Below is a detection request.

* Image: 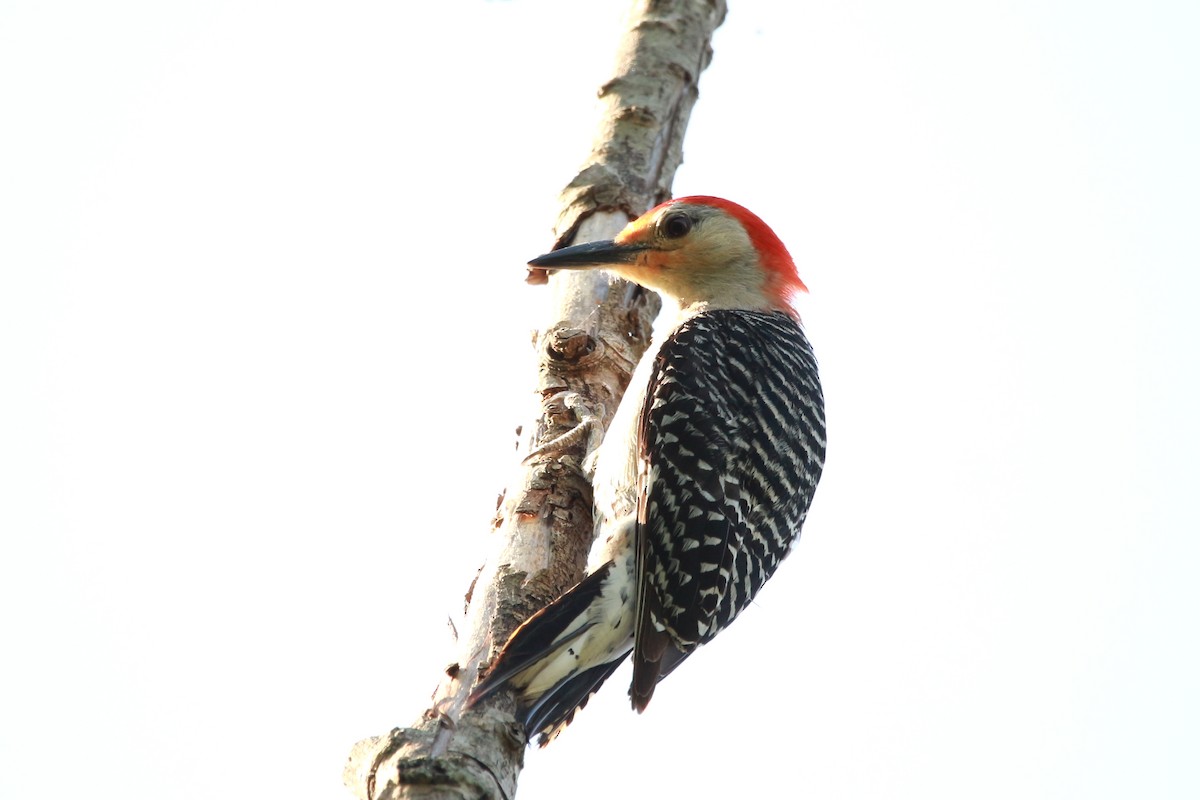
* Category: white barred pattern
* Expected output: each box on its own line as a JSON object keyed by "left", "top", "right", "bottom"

{"left": 469, "top": 307, "right": 826, "bottom": 745}
{"left": 637, "top": 309, "right": 825, "bottom": 650}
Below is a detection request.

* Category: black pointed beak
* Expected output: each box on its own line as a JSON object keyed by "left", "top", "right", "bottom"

{"left": 528, "top": 239, "right": 649, "bottom": 270}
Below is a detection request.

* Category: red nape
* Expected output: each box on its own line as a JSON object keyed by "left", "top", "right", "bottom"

{"left": 666, "top": 196, "right": 807, "bottom": 297}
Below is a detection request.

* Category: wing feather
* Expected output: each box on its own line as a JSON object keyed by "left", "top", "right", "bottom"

{"left": 630, "top": 310, "right": 825, "bottom": 707}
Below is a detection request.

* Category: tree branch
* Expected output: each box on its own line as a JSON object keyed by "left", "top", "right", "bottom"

{"left": 344, "top": 2, "right": 726, "bottom": 797}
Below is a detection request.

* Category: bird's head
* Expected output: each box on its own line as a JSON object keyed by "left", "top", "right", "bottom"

{"left": 529, "top": 196, "right": 806, "bottom": 313}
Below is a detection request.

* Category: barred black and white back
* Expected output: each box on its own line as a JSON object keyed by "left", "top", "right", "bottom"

{"left": 630, "top": 308, "right": 825, "bottom": 708}
{"left": 470, "top": 308, "right": 825, "bottom": 743}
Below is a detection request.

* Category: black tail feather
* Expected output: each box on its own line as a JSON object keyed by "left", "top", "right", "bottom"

{"left": 523, "top": 655, "right": 627, "bottom": 746}
{"left": 469, "top": 561, "right": 616, "bottom": 707}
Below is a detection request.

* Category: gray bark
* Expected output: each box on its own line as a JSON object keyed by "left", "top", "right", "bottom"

{"left": 344, "top": 2, "right": 727, "bottom": 797}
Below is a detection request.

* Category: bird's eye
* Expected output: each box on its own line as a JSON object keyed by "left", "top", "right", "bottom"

{"left": 661, "top": 213, "right": 693, "bottom": 239}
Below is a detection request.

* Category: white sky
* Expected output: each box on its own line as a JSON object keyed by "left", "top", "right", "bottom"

{"left": 3, "top": 2, "right": 1198, "bottom": 798}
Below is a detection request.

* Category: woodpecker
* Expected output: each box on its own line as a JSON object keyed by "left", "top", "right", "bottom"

{"left": 470, "top": 196, "right": 826, "bottom": 745}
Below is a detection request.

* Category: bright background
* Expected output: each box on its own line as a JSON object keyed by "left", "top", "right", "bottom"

{"left": 3, "top": 2, "right": 1197, "bottom": 798}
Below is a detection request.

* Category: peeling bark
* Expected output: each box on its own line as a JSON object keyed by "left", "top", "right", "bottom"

{"left": 344, "top": 2, "right": 726, "bottom": 797}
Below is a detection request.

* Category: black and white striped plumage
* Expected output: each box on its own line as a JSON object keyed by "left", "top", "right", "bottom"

{"left": 468, "top": 196, "right": 826, "bottom": 746}
{"left": 630, "top": 309, "right": 825, "bottom": 708}
{"left": 470, "top": 308, "right": 824, "bottom": 744}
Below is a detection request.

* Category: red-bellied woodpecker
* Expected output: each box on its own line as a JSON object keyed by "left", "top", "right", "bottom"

{"left": 469, "top": 196, "right": 826, "bottom": 745}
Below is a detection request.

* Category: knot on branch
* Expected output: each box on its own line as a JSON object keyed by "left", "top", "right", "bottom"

{"left": 344, "top": 713, "right": 524, "bottom": 800}
{"left": 546, "top": 327, "right": 597, "bottom": 362}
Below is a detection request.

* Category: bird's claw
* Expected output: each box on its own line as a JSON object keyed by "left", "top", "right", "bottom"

{"left": 523, "top": 391, "right": 604, "bottom": 469}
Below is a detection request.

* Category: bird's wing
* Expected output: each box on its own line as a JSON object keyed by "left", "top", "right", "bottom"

{"left": 630, "top": 310, "right": 826, "bottom": 710}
